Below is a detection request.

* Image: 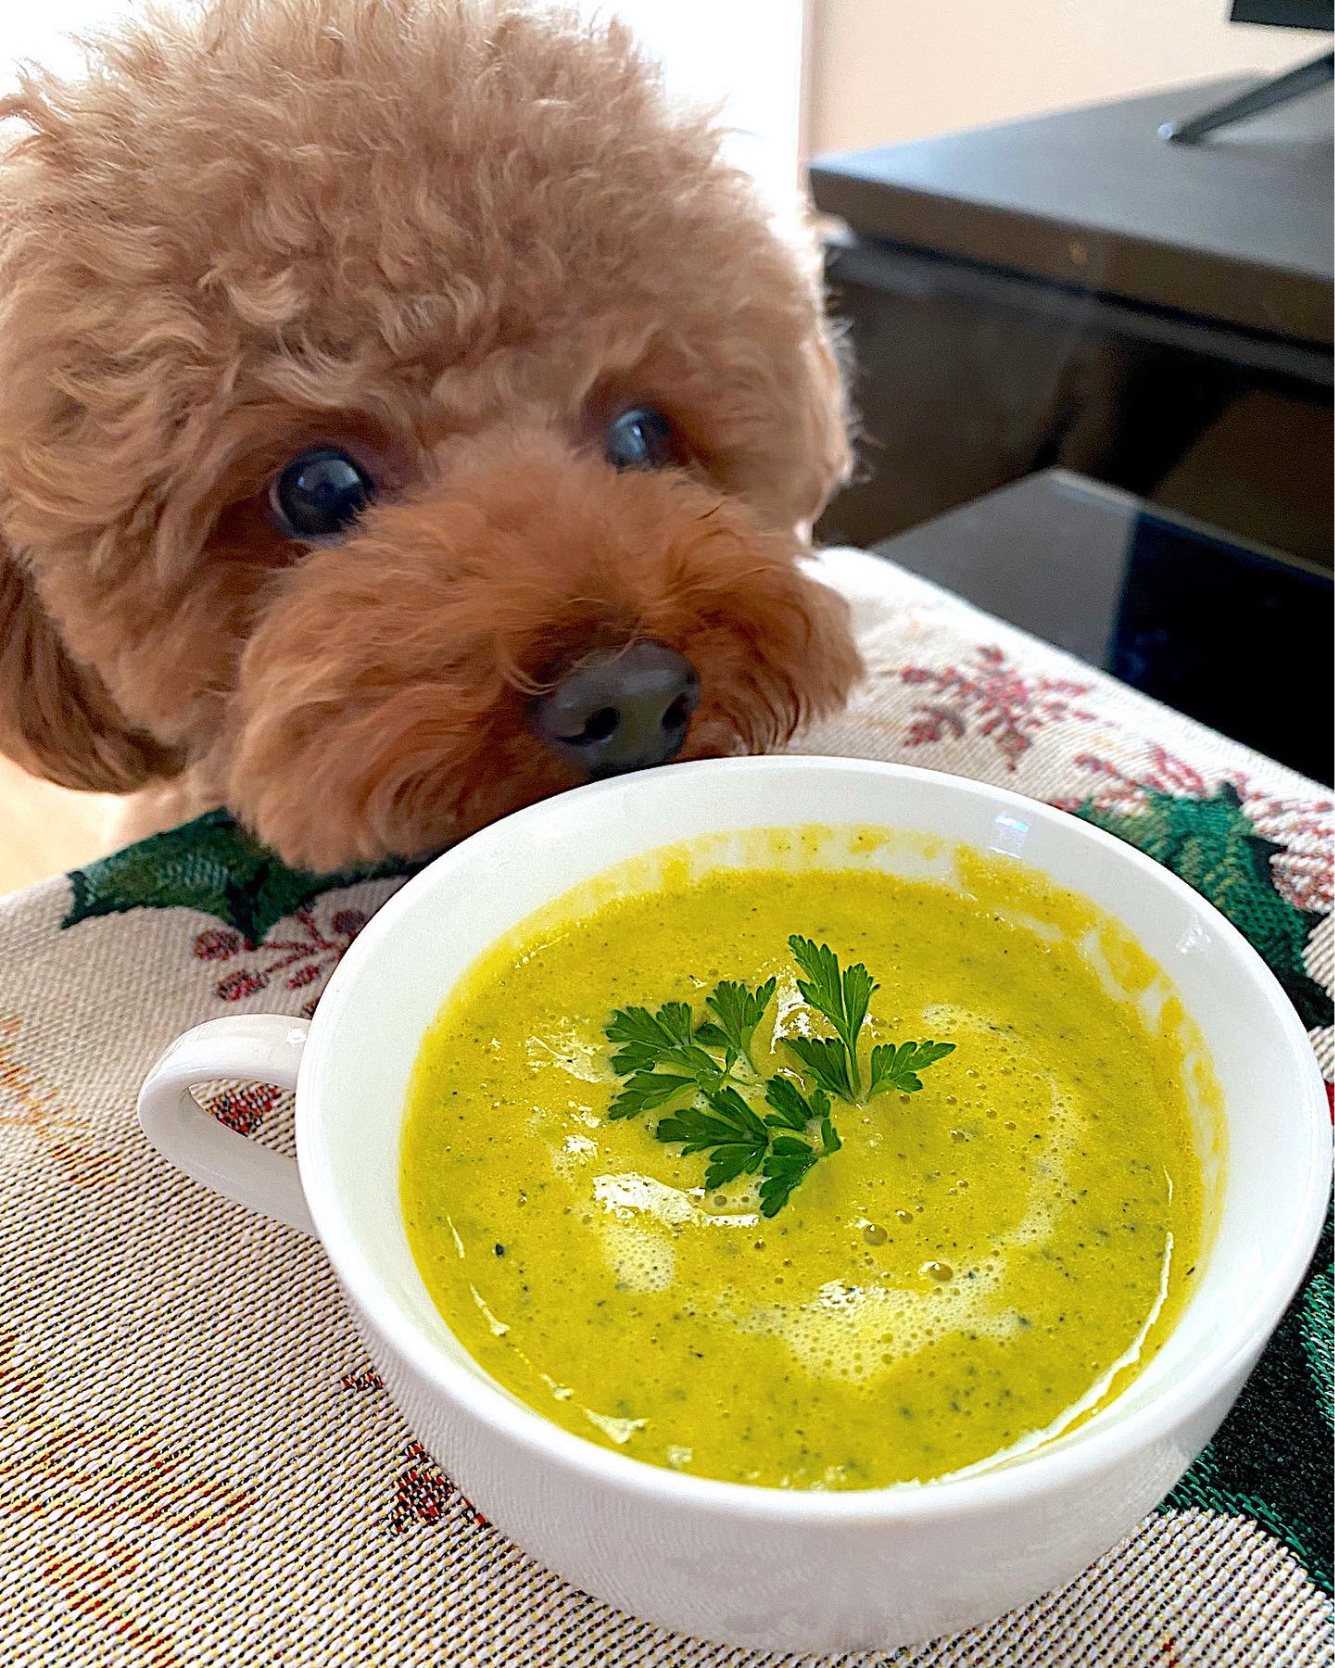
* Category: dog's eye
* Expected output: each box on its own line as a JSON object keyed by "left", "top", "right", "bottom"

{"left": 605, "top": 407, "right": 676, "bottom": 472}
{"left": 271, "top": 447, "right": 376, "bottom": 539}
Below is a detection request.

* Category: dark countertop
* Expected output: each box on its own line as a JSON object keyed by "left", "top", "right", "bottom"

{"left": 811, "top": 75, "right": 1334, "bottom": 344}
{"left": 871, "top": 469, "right": 1333, "bottom": 783}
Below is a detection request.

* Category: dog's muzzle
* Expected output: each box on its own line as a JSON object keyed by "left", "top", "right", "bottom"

{"left": 530, "top": 641, "right": 700, "bottom": 779}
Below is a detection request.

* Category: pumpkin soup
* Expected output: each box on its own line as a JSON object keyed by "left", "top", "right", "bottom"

{"left": 401, "top": 833, "right": 1210, "bottom": 1490}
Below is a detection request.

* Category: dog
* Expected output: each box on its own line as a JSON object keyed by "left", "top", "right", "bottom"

{"left": 0, "top": 0, "right": 861, "bottom": 871}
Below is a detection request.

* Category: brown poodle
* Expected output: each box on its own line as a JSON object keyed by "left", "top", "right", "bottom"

{"left": 0, "top": 0, "right": 860, "bottom": 871}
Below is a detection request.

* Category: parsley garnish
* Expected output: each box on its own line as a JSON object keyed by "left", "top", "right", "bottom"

{"left": 757, "top": 1075, "right": 841, "bottom": 1217}
{"left": 606, "top": 1001, "right": 720, "bottom": 1081}
{"left": 657, "top": 1086, "right": 770, "bottom": 1191}
{"left": 654, "top": 1075, "right": 842, "bottom": 1217}
{"left": 605, "top": 1000, "right": 725, "bottom": 1120}
{"left": 759, "top": 1119, "right": 842, "bottom": 1218}
{"left": 695, "top": 977, "right": 776, "bottom": 1072}
{"left": 602, "top": 944, "right": 954, "bottom": 1214}
{"left": 606, "top": 1071, "right": 698, "bottom": 1121}
{"left": 761, "top": 1072, "right": 830, "bottom": 1133}
{"left": 779, "top": 1035, "right": 855, "bottom": 1103}
{"left": 868, "top": 1039, "right": 957, "bottom": 1097}
{"left": 787, "top": 935, "right": 876, "bottom": 1098}
{"left": 784, "top": 934, "right": 953, "bottom": 1106}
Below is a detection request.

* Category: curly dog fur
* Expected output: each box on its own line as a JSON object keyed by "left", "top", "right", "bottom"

{"left": 0, "top": 0, "right": 859, "bottom": 869}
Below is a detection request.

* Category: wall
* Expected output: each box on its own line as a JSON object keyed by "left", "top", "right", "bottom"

{"left": 4, "top": 2, "right": 135, "bottom": 78}
{"left": 575, "top": 0, "right": 807, "bottom": 213}
{"left": 5, "top": 2, "right": 810, "bottom": 213}
{"left": 807, "top": 0, "right": 1331, "bottom": 154}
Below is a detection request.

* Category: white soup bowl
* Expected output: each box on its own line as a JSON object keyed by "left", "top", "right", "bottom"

{"left": 138, "top": 756, "right": 1330, "bottom": 1653}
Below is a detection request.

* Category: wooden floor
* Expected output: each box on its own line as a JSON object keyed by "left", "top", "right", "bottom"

{"left": 0, "top": 755, "right": 121, "bottom": 894}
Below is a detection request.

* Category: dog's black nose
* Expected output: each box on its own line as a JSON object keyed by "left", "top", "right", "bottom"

{"left": 533, "top": 642, "right": 700, "bottom": 778}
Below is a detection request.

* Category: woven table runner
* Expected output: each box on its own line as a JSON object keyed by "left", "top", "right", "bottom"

{"left": 1, "top": 546, "right": 1330, "bottom": 1667}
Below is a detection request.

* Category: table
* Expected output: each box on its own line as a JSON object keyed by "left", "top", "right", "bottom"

{"left": 871, "top": 468, "right": 1334, "bottom": 785}
{"left": 810, "top": 77, "right": 1334, "bottom": 567}
{"left": 0, "top": 549, "right": 1329, "bottom": 1666}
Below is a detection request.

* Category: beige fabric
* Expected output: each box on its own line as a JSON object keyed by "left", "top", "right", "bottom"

{"left": 0, "top": 548, "right": 1329, "bottom": 1666}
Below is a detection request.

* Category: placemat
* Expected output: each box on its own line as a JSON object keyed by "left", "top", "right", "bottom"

{"left": 1, "top": 546, "right": 1330, "bottom": 1666}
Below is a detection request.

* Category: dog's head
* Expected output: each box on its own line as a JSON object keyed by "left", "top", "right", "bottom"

{"left": 0, "top": 0, "right": 860, "bottom": 868}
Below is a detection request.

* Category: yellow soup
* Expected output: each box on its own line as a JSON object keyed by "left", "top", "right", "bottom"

{"left": 402, "top": 832, "right": 1214, "bottom": 1490}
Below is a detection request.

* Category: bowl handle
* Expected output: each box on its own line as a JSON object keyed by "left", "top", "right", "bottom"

{"left": 138, "top": 1015, "right": 315, "bottom": 1236}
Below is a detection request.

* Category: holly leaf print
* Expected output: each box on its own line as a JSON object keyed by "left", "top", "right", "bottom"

{"left": 63, "top": 809, "right": 424, "bottom": 944}
{"left": 1076, "top": 784, "right": 1332, "bottom": 1030}
{"left": 1164, "top": 1208, "right": 1333, "bottom": 1594}
{"left": 1299, "top": 1267, "right": 1333, "bottom": 1435}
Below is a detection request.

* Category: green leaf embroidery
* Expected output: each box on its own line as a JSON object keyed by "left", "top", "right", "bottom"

{"left": 1299, "top": 1267, "right": 1333, "bottom": 1435}
{"left": 1076, "top": 784, "right": 1332, "bottom": 1030}
{"left": 1163, "top": 1206, "right": 1333, "bottom": 1593}
{"left": 62, "top": 809, "right": 421, "bottom": 943}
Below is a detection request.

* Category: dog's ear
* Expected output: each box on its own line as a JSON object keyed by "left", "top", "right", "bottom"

{"left": 0, "top": 536, "right": 182, "bottom": 792}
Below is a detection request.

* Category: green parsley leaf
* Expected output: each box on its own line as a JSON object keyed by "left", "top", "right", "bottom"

{"left": 763, "top": 1073, "right": 831, "bottom": 1132}
{"left": 691, "top": 1021, "right": 732, "bottom": 1055}
{"left": 757, "top": 1077, "right": 841, "bottom": 1214}
{"left": 605, "top": 1002, "right": 721, "bottom": 1084}
{"left": 655, "top": 1085, "right": 770, "bottom": 1192}
{"left": 657, "top": 1085, "right": 769, "bottom": 1153}
{"left": 787, "top": 936, "right": 877, "bottom": 1096}
{"left": 758, "top": 1139, "right": 816, "bottom": 1217}
{"left": 818, "top": 1111, "right": 842, "bottom": 1157}
{"left": 606, "top": 1072, "right": 697, "bottom": 1120}
{"left": 867, "top": 1039, "right": 956, "bottom": 1097}
{"left": 781, "top": 1035, "right": 855, "bottom": 1102}
{"left": 701, "top": 978, "right": 776, "bottom": 1071}
{"left": 757, "top": 1110, "right": 842, "bottom": 1217}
